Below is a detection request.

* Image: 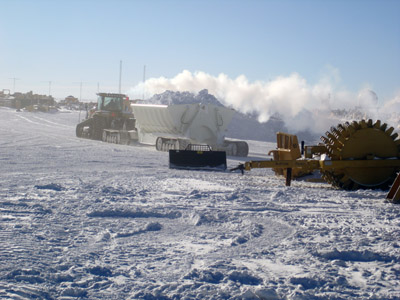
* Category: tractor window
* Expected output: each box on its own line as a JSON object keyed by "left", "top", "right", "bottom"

{"left": 97, "top": 96, "right": 103, "bottom": 110}
{"left": 103, "top": 96, "right": 123, "bottom": 111}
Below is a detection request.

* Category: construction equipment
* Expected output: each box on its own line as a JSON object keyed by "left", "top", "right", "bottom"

{"left": 232, "top": 119, "right": 400, "bottom": 190}
{"left": 76, "top": 95, "right": 249, "bottom": 157}
{"left": 169, "top": 144, "right": 227, "bottom": 170}
{"left": 386, "top": 172, "right": 400, "bottom": 203}
{"left": 76, "top": 93, "right": 136, "bottom": 143}
{"left": 131, "top": 103, "right": 249, "bottom": 157}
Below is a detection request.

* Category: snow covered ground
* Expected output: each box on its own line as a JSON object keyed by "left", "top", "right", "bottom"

{"left": 1, "top": 106, "right": 400, "bottom": 299}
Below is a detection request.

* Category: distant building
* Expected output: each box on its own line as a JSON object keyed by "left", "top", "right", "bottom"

{"left": 0, "top": 89, "right": 12, "bottom": 107}
{"left": 64, "top": 95, "right": 79, "bottom": 105}
{"left": 12, "top": 91, "right": 55, "bottom": 109}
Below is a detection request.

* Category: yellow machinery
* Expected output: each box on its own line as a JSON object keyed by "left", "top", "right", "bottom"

{"left": 234, "top": 119, "right": 400, "bottom": 190}
{"left": 386, "top": 172, "right": 400, "bottom": 203}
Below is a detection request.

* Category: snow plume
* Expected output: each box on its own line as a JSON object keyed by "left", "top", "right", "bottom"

{"left": 380, "top": 92, "right": 400, "bottom": 130}
{"left": 128, "top": 70, "right": 397, "bottom": 134}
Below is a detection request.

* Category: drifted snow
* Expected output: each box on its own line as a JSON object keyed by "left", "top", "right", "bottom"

{"left": 1, "top": 107, "right": 400, "bottom": 299}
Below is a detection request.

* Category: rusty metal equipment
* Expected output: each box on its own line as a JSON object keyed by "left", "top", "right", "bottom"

{"left": 386, "top": 172, "right": 400, "bottom": 203}
{"left": 233, "top": 119, "right": 400, "bottom": 190}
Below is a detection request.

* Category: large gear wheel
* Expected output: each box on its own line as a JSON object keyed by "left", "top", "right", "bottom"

{"left": 320, "top": 119, "right": 400, "bottom": 190}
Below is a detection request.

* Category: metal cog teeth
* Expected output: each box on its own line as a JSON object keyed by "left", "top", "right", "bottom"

{"left": 336, "top": 174, "right": 355, "bottom": 189}
{"left": 386, "top": 126, "right": 395, "bottom": 136}
{"left": 330, "top": 130, "right": 340, "bottom": 139}
{"left": 331, "top": 140, "right": 343, "bottom": 149}
{"left": 373, "top": 120, "right": 381, "bottom": 129}
{"left": 337, "top": 124, "right": 346, "bottom": 131}
{"left": 325, "top": 145, "right": 332, "bottom": 153}
{"left": 359, "top": 119, "right": 367, "bottom": 128}
{"left": 346, "top": 124, "right": 356, "bottom": 135}
{"left": 319, "top": 119, "right": 399, "bottom": 190}
{"left": 351, "top": 121, "right": 360, "bottom": 130}
{"left": 320, "top": 136, "right": 329, "bottom": 144}
{"left": 330, "top": 126, "right": 336, "bottom": 132}
{"left": 329, "top": 149, "right": 341, "bottom": 158}
{"left": 326, "top": 132, "right": 336, "bottom": 141}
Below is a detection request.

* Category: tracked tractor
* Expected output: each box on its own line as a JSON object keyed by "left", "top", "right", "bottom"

{"left": 76, "top": 93, "right": 249, "bottom": 157}
{"left": 76, "top": 93, "right": 135, "bottom": 142}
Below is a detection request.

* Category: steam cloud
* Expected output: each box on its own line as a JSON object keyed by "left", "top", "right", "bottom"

{"left": 128, "top": 70, "right": 400, "bottom": 134}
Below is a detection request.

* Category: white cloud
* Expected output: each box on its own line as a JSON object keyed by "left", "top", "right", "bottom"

{"left": 128, "top": 70, "right": 400, "bottom": 134}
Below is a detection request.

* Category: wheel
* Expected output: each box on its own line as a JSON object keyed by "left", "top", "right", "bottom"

{"left": 116, "top": 133, "right": 121, "bottom": 144}
{"left": 91, "top": 115, "right": 107, "bottom": 140}
{"left": 102, "top": 130, "right": 107, "bottom": 142}
{"left": 76, "top": 124, "right": 84, "bottom": 137}
{"left": 228, "top": 142, "right": 238, "bottom": 156}
{"left": 76, "top": 118, "right": 92, "bottom": 138}
{"left": 320, "top": 119, "right": 400, "bottom": 190}
{"left": 235, "top": 141, "right": 249, "bottom": 157}
{"left": 156, "top": 137, "right": 163, "bottom": 151}
{"left": 174, "top": 140, "right": 180, "bottom": 150}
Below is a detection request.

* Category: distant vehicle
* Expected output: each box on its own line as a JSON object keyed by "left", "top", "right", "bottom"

{"left": 76, "top": 93, "right": 249, "bottom": 157}
{"left": 76, "top": 93, "right": 135, "bottom": 142}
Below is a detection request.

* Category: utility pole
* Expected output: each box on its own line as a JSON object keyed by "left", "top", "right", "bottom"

{"left": 42, "top": 81, "right": 52, "bottom": 96}
{"left": 142, "top": 65, "right": 146, "bottom": 100}
{"left": 119, "top": 60, "right": 122, "bottom": 94}
{"left": 79, "top": 82, "right": 82, "bottom": 102}
{"left": 9, "top": 77, "right": 20, "bottom": 94}
{"left": 74, "top": 81, "right": 85, "bottom": 123}
{"left": 73, "top": 81, "right": 86, "bottom": 102}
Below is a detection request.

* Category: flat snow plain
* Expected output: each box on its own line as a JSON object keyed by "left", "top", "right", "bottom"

{"left": 1, "top": 107, "right": 400, "bottom": 300}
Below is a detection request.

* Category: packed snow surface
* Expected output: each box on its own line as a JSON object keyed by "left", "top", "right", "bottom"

{"left": 1, "top": 107, "right": 400, "bottom": 299}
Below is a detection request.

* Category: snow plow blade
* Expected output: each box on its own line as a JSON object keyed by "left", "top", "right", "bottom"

{"left": 169, "top": 145, "right": 227, "bottom": 171}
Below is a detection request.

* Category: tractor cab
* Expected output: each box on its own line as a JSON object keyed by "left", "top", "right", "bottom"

{"left": 76, "top": 93, "right": 135, "bottom": 140}
{"left": 97, "top": 93, "right": 129, "bottom": 112}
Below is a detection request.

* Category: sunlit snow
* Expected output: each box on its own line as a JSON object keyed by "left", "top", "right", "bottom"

{"left": 1, "top": 107, "right": 399, "bottom": 299}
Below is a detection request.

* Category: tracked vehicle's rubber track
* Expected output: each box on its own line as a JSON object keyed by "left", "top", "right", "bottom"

{"left": 320, "top": 119, "right": 400, "bottom": 190}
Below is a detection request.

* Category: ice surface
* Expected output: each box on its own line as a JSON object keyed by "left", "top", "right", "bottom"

{"left": 0, "top": 107, "right": 400, "bottom": 299}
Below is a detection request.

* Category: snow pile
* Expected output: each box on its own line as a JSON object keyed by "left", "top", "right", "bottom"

{"left": 147, "top": 89, "right": 224, "bottom": 107}
{"left": 1, "top": 107, "right": 400, "bottom": 299}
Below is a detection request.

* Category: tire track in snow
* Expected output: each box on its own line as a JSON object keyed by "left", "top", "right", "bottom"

{"left": 30, "top": 115, "right": 75, "bottom": 129}
{"left": 8, "top": 113, "right": 85, "bottom": 146}
{"left": 14, "top": 113, "right": 73, "bottom": 129}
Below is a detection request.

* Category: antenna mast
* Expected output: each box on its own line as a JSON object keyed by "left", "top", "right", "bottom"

{"left": 142, "top": 65, "right": 146, "bottom": 100}
{"left": 119, "top": 60, "right": 122, "bottom": 94}
{"left": 9, "top": 77, "right": 20, "bottom": 94}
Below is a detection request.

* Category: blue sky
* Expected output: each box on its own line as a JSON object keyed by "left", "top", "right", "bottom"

{"left": 1, "top": 0, "right": 399, "bottom": 102}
